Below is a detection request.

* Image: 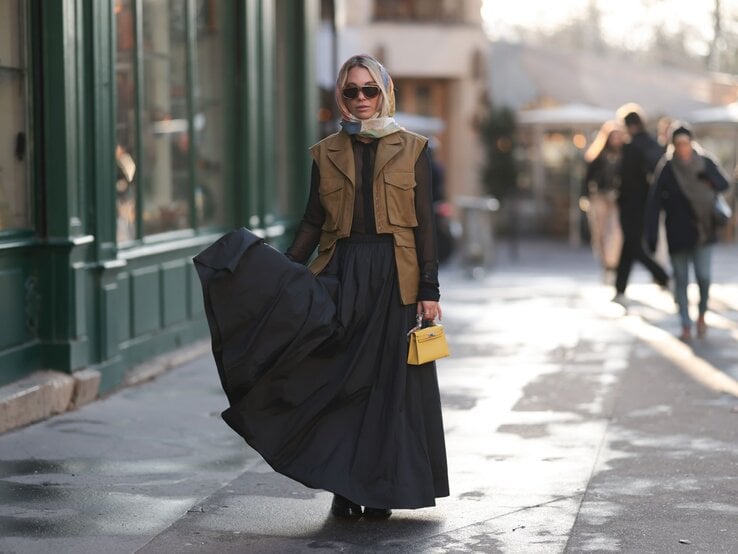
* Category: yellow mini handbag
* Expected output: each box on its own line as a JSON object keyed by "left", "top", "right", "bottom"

{"left": 407, "top": 316, "right": 450, "bottom": 365}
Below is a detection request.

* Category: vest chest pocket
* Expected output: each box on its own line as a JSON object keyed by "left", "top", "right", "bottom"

{"left": 319, "top": 178, "right": 345, "bottom": 231}
{"left": 384, "top": 172, "right": 418, "bottom": 227}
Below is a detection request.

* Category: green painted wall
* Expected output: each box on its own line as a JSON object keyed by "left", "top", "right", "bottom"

{"left": 0, "top": 0, "right": 319, "bottom": 391}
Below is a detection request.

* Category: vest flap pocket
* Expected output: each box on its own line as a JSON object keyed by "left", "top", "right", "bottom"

{"left": 319, "top": 178, "right": 344, "bottom": 195}
{"left": 384, "top": 173, "right": 418, "bottom": 227}
{"left": 384, "top": 172, "right": 415, "bottom": 189}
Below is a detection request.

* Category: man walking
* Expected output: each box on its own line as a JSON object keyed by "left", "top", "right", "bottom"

{"left": 614, "top": 104, "right": 669, "bottom": 301}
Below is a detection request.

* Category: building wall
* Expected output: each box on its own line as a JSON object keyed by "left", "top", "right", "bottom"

{"left": 0, "top": 0, "right": 319, "bottom": 392}
{"left": 333, "top": 0, "right": 489, "bottom": 202}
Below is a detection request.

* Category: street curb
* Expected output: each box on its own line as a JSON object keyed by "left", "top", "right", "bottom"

{"left": 0, "top": 340, "right": 211, "bottom": 435}
{"left": 0, "top": 370, "right": 76, "bottom": 433}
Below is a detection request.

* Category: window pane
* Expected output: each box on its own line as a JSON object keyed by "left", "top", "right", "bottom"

{"left": 374, "top": 0, "right": 463, "bottom": 22}
{"left": 115, "top": 0, "right": 138, "bottom": 243}
{"left": 416, "top": 84, "right": 431, "bottom": 115}
{"left": 194, "top": 0, "right": 228, "bottom": 227}
{"left": 0, "top": 0, "right": 30, "bottom": 231}
{"left": 141, "top": 0, "right": 190, "bottom": 235}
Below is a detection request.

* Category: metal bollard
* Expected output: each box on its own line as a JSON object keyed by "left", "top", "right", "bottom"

{"left": 456, "top": 195, "right": 500, "bottom": 278}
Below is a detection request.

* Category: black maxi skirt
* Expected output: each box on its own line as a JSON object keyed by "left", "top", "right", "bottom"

{"left": 194, "top": 228, "right": 449, "bottom": 509}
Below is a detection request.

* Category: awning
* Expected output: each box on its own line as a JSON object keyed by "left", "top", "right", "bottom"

{"left": 518, "top": 103, "right": 614, "bottom": 126}
{"left": 689, "top": 103, "right": 738, "bottom": 124}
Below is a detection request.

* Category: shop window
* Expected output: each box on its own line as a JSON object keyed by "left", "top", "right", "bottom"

{"left": 140, "top": 0, "right": 190, "bottom": 235}
{"left": 115, "top": 0, "right": 137, "bottom": 243}
{"left": 374, "top": 0, "right": 463, "bottom": 23}
{"left": 0, "top": 0, "right": 30, "bottom": 231}
{"left": 114, "top": 0, "right": 230, "bottom": 243}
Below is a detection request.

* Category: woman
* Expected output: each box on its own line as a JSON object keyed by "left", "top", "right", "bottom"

{"left": 194, "top": 55, "right": 449, "bottom": 520}
{"left": 646, "top": 123, "right": 730, "bottom": 340}
{"left": 581, "top": 121, "right": 624, "bottom": 276}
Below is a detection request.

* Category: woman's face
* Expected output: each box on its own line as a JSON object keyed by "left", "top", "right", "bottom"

{"left": 607, "top": 129, "right": 624, "bottom": 150}
{"left": 343, "top": 66, "right": 381, "bottom": 120}
{"left": 674, "top": 134, "right": 692, "bottom": 161}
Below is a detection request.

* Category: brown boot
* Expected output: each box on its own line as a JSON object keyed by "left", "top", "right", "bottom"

{"left": 697, "top": 315, "right": 707, "bottom": 338}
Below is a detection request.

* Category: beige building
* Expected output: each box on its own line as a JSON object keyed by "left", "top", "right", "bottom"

{"left": 323, "top": 0, "right": 490, "bottom": 202}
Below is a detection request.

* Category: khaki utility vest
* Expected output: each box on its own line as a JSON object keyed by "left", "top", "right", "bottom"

{"left": 308, "top": 129, "right": 428, "bottom": 305}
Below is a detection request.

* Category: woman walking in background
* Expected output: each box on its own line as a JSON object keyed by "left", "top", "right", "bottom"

{"left": 646, "top": 123, "right": 731, "bottom": 340}
{"left": 582, "top": 121, "right": 624, "bottom": 279}
{"left": 195, "top": 54, "right": 449, "bottom": 521}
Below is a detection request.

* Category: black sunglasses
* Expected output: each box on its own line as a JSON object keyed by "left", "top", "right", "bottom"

{"left": 342, "top": 85, "right": 381, "bottom": 100}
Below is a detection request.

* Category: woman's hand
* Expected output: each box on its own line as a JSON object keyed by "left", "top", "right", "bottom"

{"left": 417, "top": 300, "right": 442, "bottom": 322}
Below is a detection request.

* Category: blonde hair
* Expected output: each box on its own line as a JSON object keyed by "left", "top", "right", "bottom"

{"left": 335, "top": 55, "right": 396, "bottom": 120}
{"left": 584, "top": 120, "right": 621, "bottom": 163}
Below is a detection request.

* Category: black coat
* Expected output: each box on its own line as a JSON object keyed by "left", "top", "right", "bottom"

{"left": 645, "top": 155, "right": 730, "bottom": 254}
{"left": 582, "top": 151, "right": 620, "bottom": 196}
{"left": 618, "top": 131, "right": 664, "bottom": 229}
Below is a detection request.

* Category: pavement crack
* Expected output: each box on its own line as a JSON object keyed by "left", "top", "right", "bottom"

{"left": 415, "top": 493, "right": 582, "bottom": 544}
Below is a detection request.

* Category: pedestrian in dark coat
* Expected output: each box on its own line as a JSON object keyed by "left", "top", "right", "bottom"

{"left": 646, "top": 123, "right": 731, "bottom": 340}
{"left": 194, "top": 54, "right": 449, "bottom": 522}
{"left": 613, "top": 104, "right": 669, "bottom": 300}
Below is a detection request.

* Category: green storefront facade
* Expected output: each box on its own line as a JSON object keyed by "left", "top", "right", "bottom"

{"left": 0, "top": 1, "right": 318, "bottom": 394}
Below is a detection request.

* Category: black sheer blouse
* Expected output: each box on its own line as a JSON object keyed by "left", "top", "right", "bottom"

{"left": 285, "top": 137, "right": 440, "bottom": 301}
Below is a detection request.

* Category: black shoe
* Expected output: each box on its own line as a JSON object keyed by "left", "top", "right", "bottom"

{"left": 331, "top": 494, "right": 363, "bottom": 518}
{"left": 363, "top": 507, "right": 392, "bottom": 519}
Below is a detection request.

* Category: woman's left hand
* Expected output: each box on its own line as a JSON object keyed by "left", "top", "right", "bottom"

{"left": 417, "top": 300, "right": 442, "bottom": 322}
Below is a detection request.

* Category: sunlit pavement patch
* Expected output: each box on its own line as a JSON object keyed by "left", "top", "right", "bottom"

{"left": 601, "top": 284, "right": 738, "bottom": 398}
{"left": 619, "top": 314, "right": 738, "bottom": 397}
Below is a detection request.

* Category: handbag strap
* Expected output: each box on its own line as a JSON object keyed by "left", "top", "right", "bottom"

{"left": 407, "top": 313, "right": 424, "bottom": 337}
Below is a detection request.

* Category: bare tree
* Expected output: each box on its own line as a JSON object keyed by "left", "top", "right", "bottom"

{"left": 707, "top": 0, "right": 722, "bottom": 71}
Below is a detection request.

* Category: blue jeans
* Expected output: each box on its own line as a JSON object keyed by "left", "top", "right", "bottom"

{"left": 670, "top": 245, "right": 713, "bottom": 328}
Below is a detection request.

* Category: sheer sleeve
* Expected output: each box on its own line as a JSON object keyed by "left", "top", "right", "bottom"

{"left": 414, "top": 146, "right": 440, "bottom": 301}
{"left": 582, "top": 157, "right": 598, "bottom": 196}
{"left": 285, "top": 161, "right": 325, "bottom": 264}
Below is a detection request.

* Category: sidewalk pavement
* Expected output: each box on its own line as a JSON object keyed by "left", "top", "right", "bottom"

{"left": 0, "top": 240, "right": 737, "bottom": 553}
